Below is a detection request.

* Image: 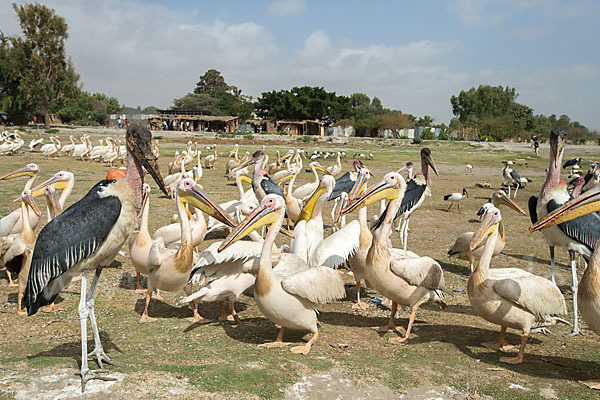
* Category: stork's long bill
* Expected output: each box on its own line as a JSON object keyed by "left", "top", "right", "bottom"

{"left": 45, "top": 186, "right": 62, "bottom": 216}
{"left": 180, "top": 183, "right": 237, "bottom": 228}
{"left": 218, "top": 203, "right": 280, "bottom": 253}
{"left": 529, "top": 186, "right": 600, "bottom": 232}
{"left": 469, "top": 209, "right": 500, "bottom": 252}
{"left": 496, "top": 192, "right": 527, "bottom": 216}
{"left": 126, "top": 127, "right": 168, "bottom": 195}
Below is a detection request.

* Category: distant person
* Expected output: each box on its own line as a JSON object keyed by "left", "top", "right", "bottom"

{"left": 125, "top": 118, "right": 129, "bottom": 127}
{"left": 117, "top": 118, "right": 122, "bottom": 128}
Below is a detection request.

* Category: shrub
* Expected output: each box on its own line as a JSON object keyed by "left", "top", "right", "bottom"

{"left": 154, "top": 135, "right": 163, "bottom": 140}
{"left": 244, "top": 134, "right": 254, "bottom": 140}
{"left": 412, "top": 137, "right": 422, "bottom": 144}
{"left": 45, "top": 128, "right": 59, "bottom": 134}
{"left": 420, "top": 129, "right": 435, "bottom": 140}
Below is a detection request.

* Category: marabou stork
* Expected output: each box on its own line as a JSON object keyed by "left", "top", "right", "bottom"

{"left": 528, "top": 128, "right": 600, "bottom": 335}
{"left": 327, "top": 160, "right": 364, "bottom": 201}
{"left": 393, "top": 148, "right": 438, "bottom": 250}
{"left": 444, "top": 188, "right": 469, "bottom": 213}
{"left": 563, "top": 157, "right": 582, "bottom": 170}
{"left": 22, "top": 125, "right": 168, "bottom": 391}
{"left": 246, "top": 150, "right": 285, "bottom": 202}
{"left": 502, "top": 162, "right": 532, "bottom": 198}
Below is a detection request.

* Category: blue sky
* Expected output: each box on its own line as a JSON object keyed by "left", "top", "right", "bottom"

{"left": 1, "top": 0, "right": 598, "bottom": 129}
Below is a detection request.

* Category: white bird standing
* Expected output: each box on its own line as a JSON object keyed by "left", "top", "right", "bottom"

{"left": 444, "top": 188, "right": 469, "bottom": 213}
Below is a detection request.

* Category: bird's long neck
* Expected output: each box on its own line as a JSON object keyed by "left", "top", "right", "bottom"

{"left": 20, "top": 201, "right": 34, "bottom": 244}
{"left": 59, "top": 180, "right": 74, "bottom": 208}
{"left": 374, "top": 196, "right": 401, "bottom": 247}
{"left": 125, "top": 149, "right": 144, "bottom": 212}
{"left": 312, "top": 165, "right": 319, "bottom": 183}
{"left": 473, "top": 229, "right": 497, "bottom": 283}
{"left": 358, "top": 204, "right": 372, "bottom": 250}
{"left": 421, "top": 158, "right": 430, "bottom": 185}
{"left": 542, "top": 145, "right": 563, "bottom": 198}
{"left": 23, "top": 174, "right": 37, "bottom": 192}
{"left": 287, "top": 175, "right": 297, "bottom": 197}
{"left": 580, "top": 247, "right": 600, "bottom": 304}
{"left": 174, "top": 195, "right": 194, "bottom": 273}
{"left": 256, "top": 212, "right": 282, "bottom": 296}
{"left": 236, "top": 174, "right": 245, "bottom": 200}
{"left": 139, "top": 196, "right": 150, "bottom": 237}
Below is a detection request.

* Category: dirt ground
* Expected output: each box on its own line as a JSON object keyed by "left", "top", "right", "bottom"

{"left": 1, "top": 126, "right": 600, "bottom": 399}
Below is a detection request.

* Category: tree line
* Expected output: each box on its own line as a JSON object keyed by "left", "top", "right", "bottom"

{"left": 0, "top": 3, "right": 595, "bottom": 141}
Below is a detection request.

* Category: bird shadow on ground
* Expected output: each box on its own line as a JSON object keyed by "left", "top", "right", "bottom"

{"left": 437, "top": 260, "right": 471, "bottom": 278}
{"left": 133, "top": 297, "right": 197, "bottom": 320}
{"left": 219, "top": 317, "right": 310, "bottom": 345}
{"left": 28, "top": 330, "right": 123, "bottom": 368}
{"left": 118, "top": 271, "right": 143, "bottom": 290}
{"left": 503, "top": 252, "right": 569, "bottom": 270}
{"left": 4, "top": 292, "right": 65, "bottom": 306}
{"left": 401, "top": 323, "right": 600, "bottom": 382}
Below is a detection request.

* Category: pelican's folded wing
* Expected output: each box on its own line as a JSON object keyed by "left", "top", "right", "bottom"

{"left": 390, "top": 256, "right": 445, "bottom": 290}
{"left": 309, "top": 220, "right": 359, "bottom": 268}
{"left": 493, "top": 274, "right": 566, "bottom": 318}
{"left": 281, "top": 266, "right": 345, "bottom": 305}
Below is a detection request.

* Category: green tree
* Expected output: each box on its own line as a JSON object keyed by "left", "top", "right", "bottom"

{"left": 381, "top": 110, "right": 413, "bottom": 130}
{"left": 8, "top": 3, "right": 80, "bottom": 126}
{"left": 416, "top": 115, "right": 435, "bottom": 127}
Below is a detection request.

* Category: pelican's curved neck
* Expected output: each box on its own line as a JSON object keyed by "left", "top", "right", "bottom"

{"left": 21, "top": 200, "right": 32, "bottom": 234}
{"left": 140, "top": 196, "right": 150, "bottom": 235}
{"left": 312, "top": 165, "right": 319, "bottom": 184}
{"left": 236, "top": 174, "right": 245, "bottom": 200}
{"left": 59, "top": 179, "right": 74, "bottom": 208}
{"left": 287, "top": 175, "right": 297, "bottom": 197}
{"left": 257, "top": 211, "right": 283, "bottom": 291}
{"left": 474, "top": 229, "right": 498, "bottom": 281}
{"left": 23, "top": 174, "right": 37, "bottom": 191}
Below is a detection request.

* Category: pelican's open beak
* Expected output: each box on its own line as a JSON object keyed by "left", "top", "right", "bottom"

{"left": 281, "top": 151, "right": 294, "bottom": 161}
{"left": 23, "top": 191, "right": 41, "bottom": 217}
{"left": 529, "top": 186, "right": 600, "bottom": 232}
{"left": 342, "top": 178, "right": 399, "bottom": 215}
{"left": 276, "top": 170, "right": 295, "bottom": 185}
{"left": 218, "top": 204, "right": 280, "bottom": 252}
{"left": 496, "top": 192, "right": 527, "bottom": 216}
{"left": 0, "top": 165, "right": 38, "bottom": 181}
{"left": 127, "top": 126, "right": 168, "bottom": 195}
{"left": 348, "top": 171, "right": 369, "bottom": 202}
{"left": 295, "top": 184, "right": 328, "bottom": 225}
{"left": 469, "top": 211, "right": 499, "bottom": 252}
{"left": 181, "top": 183, "right": 237, "bottom": 228}
{"left": 45, "top": 186, "right": 62, "bottom": 216}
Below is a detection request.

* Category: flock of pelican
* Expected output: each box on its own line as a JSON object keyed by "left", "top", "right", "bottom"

{"left": 1, "top": 126, "right": 600, "bottom": 391}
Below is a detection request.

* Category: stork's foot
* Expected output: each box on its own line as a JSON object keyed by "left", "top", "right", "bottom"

{"left": 8, "top": 282, "right": 18, "bottom": 288}
{"left": 482, "top": 340, "right": 514, "bottom": 352}
{"left": 80, "top": 368, "right": 117, "bottom": 393}
{"left": 290, "top": 343, "right": 312, "bottom": 354}
{"left": 258, "top": 341, "right": 291, "bottom": 349}
{"left": 134, "top": 288, "right": 146, "bottom": 295}
{"left": 41, "top": 303, "right": 63, "bottom": 313}
{"left": 352, "top": 301, "right": 369, "bottom": 310}
{"left": 139, "top": 314, "right": 157, "bottom": 324}
{"left": 389, "top": 336, "right": 409, "bottom": 345}
{"left": 88, "top": 348, "right": 124, "bottom": 369}
{"left": 567, "top": 328, "right": 584, "bottom": 336}
{"left": 580, "top": 379, "right": 600, "bottom": 390}
{"left": 16, "top": 309, "right": 27, "bottom": 316}
{"left": 499, "top": 355, "right": 523, "bottom": 364}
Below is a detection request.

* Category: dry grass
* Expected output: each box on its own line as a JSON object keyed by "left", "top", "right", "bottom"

{"left": 1, "top": 128, "right": 600, "bottom": 399}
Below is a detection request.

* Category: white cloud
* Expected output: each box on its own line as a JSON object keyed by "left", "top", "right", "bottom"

{"left": 267, "top": 0, "right": 306, "bottom": 17}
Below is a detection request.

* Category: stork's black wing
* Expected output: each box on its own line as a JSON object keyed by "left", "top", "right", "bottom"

{"left": 261, "top": 176, "right": 284, "bottom": 199}
{"left": 328, "top": 172, "right": 354, "bottom": 201}
{"left": 547, "top": 198, "right": 600, "bottom": 254}
{"left": 509, "top": 169, "right": 521, "bottom": 185}
{"left": 563, "top": 158, "right": 580, "bottom": 169}
{"left": 528, "top": 195, "right": 538, "bottom": 224}
{"left": 23, "top": 180, "right": 122, "bottom": 315}
{"left": 583, "top": 172, "right": 593, "bottom": 186}
{"left": 395, "top": 179, "right": 426, "bottom": 219}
